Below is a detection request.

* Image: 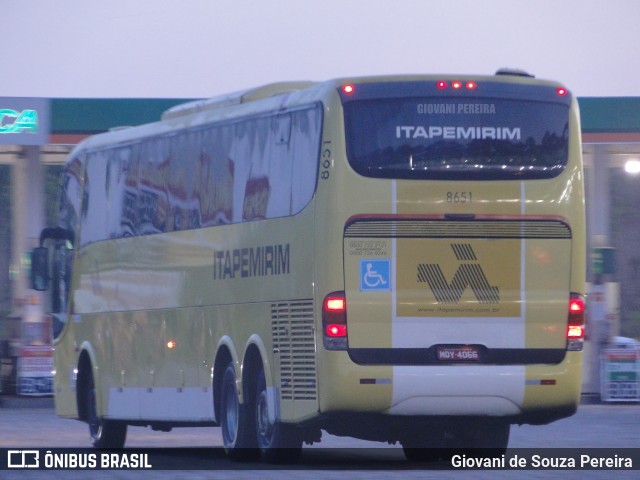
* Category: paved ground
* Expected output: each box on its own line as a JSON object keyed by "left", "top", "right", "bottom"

{"left": 1, "top": 402, "right": 638, "bottom": 480}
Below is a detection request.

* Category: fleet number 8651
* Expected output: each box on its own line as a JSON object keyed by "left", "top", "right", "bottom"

{"left": 446, "top": 191, "right": 473, "bottom": 203}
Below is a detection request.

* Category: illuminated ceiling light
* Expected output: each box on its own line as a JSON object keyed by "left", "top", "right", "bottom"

{"left": 624, "top": 159, "right": 640, "bottom": 175}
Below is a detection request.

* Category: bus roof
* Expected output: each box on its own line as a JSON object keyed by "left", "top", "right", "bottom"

{"left": 161, "top": 81, "right": 316, "bottom": 120}
{"left": 66, "top": 72, "right": 568, "bottom": 158}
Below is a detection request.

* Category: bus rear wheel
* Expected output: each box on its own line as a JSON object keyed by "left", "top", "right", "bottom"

{"left": 220, "top": 362, "right": 257, "bottom": 461}
{"left": 83, "top": 370, "right": 127, "bottom": 449}
{"left": 255, "top": 368, "right": 302, "bottom": 464}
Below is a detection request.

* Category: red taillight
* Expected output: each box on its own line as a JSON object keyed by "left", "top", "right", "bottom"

{"left": 556, "top": 87, "right": 568, "bottom": 96}
{"left": 567, "top": 293, "right": 585, "bottom": 350}
{"left": 569, "top": 296, "right": 585, "bottom": 314}
{"left": 342, "top": 84, "right": 355, "bottom": 95}
{"left": 325, "top": 324, "right": 347, "bottom": 338}
{"left": 325, "top": 297, "right": 345, "bottom": 312}
{"left": 323, "top": 292, "right": 347, "bottom": 350}
{"left": 437, "top": 80, "right": 478, "bottom": 91}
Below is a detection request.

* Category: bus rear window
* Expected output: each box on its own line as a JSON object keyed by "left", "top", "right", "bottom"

{"left": 344, "top": 97, "right": 569, "bottom": 180}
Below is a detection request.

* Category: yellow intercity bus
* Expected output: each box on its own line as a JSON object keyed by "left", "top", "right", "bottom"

{"left": 33, "top": 70, "right": 586, "bottom": 462}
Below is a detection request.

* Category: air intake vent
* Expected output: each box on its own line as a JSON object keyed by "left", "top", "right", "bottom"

{"left": 495, "top": 68, "right": 535, "bottom": 78}
{"left": 345, "top": 218, "right": 572, "bottom": 239}
{"left": 271, "top": 300, "right": 317, "bottom": 401}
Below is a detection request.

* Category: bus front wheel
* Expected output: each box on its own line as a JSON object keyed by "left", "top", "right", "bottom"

{"left": 255, "top": 368, "right": 302, "bottom": 463}
{"left": 82, "top": 369, "right": 127, "bottom": 449}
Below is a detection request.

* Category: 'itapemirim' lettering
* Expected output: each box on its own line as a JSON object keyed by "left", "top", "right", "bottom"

{"left": 213, "top": 244, "right": 290, "bottom": 280}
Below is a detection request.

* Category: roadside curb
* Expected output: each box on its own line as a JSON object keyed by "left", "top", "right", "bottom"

{"left": 580, "top": 393, "right": 602, "bottom": 405}
{"left": 0, "top": 395, "right": 54, "bottom": 409}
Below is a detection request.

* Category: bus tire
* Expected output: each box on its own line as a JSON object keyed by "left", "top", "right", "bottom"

{"left": 255, "top": 367, "right": 302, "bottom": 464}
{"left": 220, "top": 362, "right": 257, "bottom": 461}
{"left": 83, "top": 369, "right": 127, "bottom": 449}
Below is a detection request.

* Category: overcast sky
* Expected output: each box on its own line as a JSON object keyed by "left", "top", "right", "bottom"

{"left": 3, "top": 0, "right": 639, "bottom": 99}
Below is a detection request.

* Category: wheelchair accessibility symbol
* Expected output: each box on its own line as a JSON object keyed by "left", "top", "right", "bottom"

{"left": 360, "top": 259, "right": 391, "bottom": 291}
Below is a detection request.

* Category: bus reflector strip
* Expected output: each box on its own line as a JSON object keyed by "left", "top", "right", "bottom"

{"left": 360, "top": 378, "right": 392, "bottom": 385}
{"left": 526, "top": 379, "right": 557, "bottom": 386}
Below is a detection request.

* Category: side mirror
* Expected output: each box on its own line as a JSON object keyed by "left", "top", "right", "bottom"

{"left": 31, "top": 247, "right": 49, "bottom": 291}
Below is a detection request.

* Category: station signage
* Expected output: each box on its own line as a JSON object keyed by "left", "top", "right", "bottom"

{"left": 0, "top": 97, "right": 50, "bottom": 145}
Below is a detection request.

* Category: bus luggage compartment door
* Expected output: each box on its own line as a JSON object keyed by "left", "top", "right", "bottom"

{"left": 343, "top": 218, "right": 573, "bottom": 365}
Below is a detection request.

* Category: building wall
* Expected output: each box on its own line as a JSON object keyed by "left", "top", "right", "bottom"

{"left": 610, "top": 167, "right": 640, "bottom": 338}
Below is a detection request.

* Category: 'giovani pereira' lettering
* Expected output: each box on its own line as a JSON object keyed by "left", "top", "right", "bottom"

{"left": 396, "top": 125, "right": 521, "bottom": 140}
{"left": 213, "top": 244, "right": 290, "bottom": 280}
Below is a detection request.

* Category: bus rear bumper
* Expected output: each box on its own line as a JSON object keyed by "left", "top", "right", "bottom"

{"left": 318, "top": 352, "right": 582, "bottom": 424}
{"left": 386, "top": 365, "right": 525, "bottom": 416}
{"left": 387, "top": 395, "right": 522, "bottom": 417}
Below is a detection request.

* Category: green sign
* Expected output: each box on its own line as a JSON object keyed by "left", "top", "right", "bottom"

{"left": 592, "top": 247, "right": 615, "bottom": 275}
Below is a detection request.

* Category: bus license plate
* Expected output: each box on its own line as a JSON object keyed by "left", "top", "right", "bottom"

{"left": 436, "top": 346, "right": 481, "bottom": 362}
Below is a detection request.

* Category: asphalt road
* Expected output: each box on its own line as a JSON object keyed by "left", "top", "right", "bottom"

{"left": 1, "top": 403, "right": 638, "bottom": 479}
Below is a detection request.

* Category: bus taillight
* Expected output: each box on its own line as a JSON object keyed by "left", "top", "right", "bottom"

{"left": 323, "top": 291, "right": 348, "bottom": 350}
{"left": 342, "top": 84, "right": 355, "bottom": 95}
{"left": 326, "top": 324, "right": 347, "bottom": 337}
{"left": 567, "top": 293, "right": 585, "bottom": 351}
{"left": 436, "top": 80, "right": 477, "bottom": 90}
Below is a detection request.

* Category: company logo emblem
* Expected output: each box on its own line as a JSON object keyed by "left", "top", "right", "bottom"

{"left": 417, "top": 243, "right": 499, "bottom": 304}
{"left": 395, "top": 125, "right": 520, "bottom": 140}
{"left": 0, "top": 109, "right": 38, "bottom": 134}
{"left": 7, "top": 450, "right": 40, "bottom": 468}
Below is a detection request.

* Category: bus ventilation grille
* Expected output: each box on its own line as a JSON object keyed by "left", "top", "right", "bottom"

{"left": 271, "top": 300, "right": 317, "bottom": 401}
{"left": 345, "top": 219, "right": 572, "bottom": 239}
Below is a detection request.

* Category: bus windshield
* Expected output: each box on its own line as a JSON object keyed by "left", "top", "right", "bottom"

{"left": 344, "top": 95, "right": 570, "bottom": 180}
